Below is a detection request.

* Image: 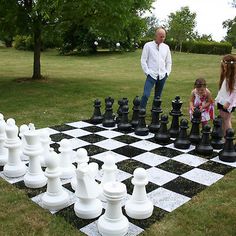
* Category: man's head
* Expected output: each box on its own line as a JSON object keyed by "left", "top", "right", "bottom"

{"left": 155, "top": 28, "right": 166, "bottom": 45}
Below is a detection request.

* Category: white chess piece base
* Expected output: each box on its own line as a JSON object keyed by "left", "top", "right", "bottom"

{"left": 24, "top": 172, "right": 47, "bottom": 188}
{"left": 3, "top": 162, "right": 26, "bottom": 178}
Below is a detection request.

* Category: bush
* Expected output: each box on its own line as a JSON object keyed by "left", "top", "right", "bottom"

{"left": 140, "top": 38, "right": 232, "bottom": 55}
{"left": 13, "top": 35, "right": 34, "bottom": 51}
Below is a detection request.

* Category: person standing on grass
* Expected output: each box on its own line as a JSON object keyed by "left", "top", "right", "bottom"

{"left": 215, "top": 54, "right": 236, "bottom": 135}
{"left": 140, "top": 28, "right": 172, "bottom": 109}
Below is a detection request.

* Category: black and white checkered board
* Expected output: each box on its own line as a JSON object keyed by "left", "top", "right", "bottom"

{"left": 1, "top": 120, "right": 236, "bottom": 236}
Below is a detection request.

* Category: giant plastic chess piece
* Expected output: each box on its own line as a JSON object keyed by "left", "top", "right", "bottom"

{"left": 135, "top": 108, "right": 149, "bottom": 136}
{"left": 195, "top": 124, "right": 213, "bottom": 156}
{"left": 155, "top": 114, "right": 170, "bottom": 144}
{"left": 3, "top": 118, "right": 27, "bottom": 178}
{"left": 74, "top": 163, "right": 102, "bottom": 219}
{"left": 28, "top": 123, "right": 36, "bottom": 131}
{"left": 39, "top": 129, "right": 51, "bottom": 167}
{"left": 90, "top": 99, "right": 103, "bottom": 124}
{"left": 23, "top": 130, "right": 47, "bottom": 188}
{"left": 116, "top": 98, "right": 128, "bottom": 124}
{"left": 19, "top": 124, "right": 29, "bottom": 161}
{"left": 59, "top": 139, "right": 75, "bottom": 179}
{"left": 211, "top": 116, "right": 224, "bottom": 150}
{"left": 42, "top": 150, "right": 69, "bottom": 211}
{"left": 219, "top": 128, "right": 236, "bottom": 162}
{"left": 174, "top": 119, "right": 191, "bottom": 149}
{"left": 189, "top": 107, "right": 201, "bottom": 145}
{"left": 131, "top": 96, "right": 141, "bottom": 128}
{"left": 118, "top": 105, "right": 132, "bottom": 132}
{"left": 103, "top": 99, "right": 115, "bottom": 127}
{"left": 125, "top": 168, "right": 153, "bottom": 219}
{"left": 99, "top": 154, "right": 117, "bottom": 201}
{"left": 169, "top": 96, "right": 183, "bottom": 138}
{"left": 0, "top": 114, "right": 8, "bottom": 165}
{"left": 98, "top": 182, "right": 129, "bottom": 236}
{"left": 149, "top": 97, "right": 162, "bottom": 133}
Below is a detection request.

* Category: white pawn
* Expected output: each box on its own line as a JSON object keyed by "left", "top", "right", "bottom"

{"left": 98, "top": 182, "right": 129, "bottom": 236}
{"left": 125, "top": 168, "right": 153, "bottom": 219}
{"left": 19, "top": 124, "right": 30, "bottom": 161}
{"left": 28, "top": 123, "right": 35, "bottom": 131}
{"left": 42, "top": 150, "right": 69, "bottom": 211}
{"left": 74, "top": 163, "right": 102, "bottom": 219}
{"left": 71, "top": 148, "right": 89, "bottom": 190}
{"left": 59, "top": 139, "right": 75, "bottom": 179}
{"left": 39, "top": 130, "right": 51, "bottom": 167}
{"left": 23, "top": 130, "right": 47, "bottom": 188}
{"left": 0, "top": 114, "right": 8, "bottom": 165}
{"left": 3, "top": 118, "right": 27, "bottom": 177}
{"left": 99, "top": 154, "right": 117, "bottom": 202}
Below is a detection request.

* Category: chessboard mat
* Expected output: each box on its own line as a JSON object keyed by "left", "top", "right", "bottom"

{"left": 1, "top": 120, "right": 236, "bottom": 236}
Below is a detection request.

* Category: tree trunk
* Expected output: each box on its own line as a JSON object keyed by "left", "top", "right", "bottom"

{"left": 32, "top": 26, "right": 42, "bottom": 80}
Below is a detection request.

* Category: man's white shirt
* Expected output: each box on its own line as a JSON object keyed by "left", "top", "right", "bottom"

{"left": 141, "top": 41, "right": 172, "bottom": 80}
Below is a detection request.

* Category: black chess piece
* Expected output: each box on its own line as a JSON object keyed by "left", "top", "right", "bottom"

{"left": 90, "top": 99, "right": 103, "bottom": 124}
{"left": 135, "top": 108, "right": 149, "bottom": 136}
{"left": 102, "top": 100, "right": 115, "bottom": 127}
{"left": 116, "top": 99, "right": 124, "bottom": 124}
{"left": 149, "top": 97, "right": 162, "bottom": 133}
{"left": 219, "top": 128, "right": 236, "bottom": 163}
{"left": 174, "top": 118, "right": 191, "bottom": 149}
{"left": 155, "top": 114, "right": 170, "bottom": 144}
{"left": 211, "top": 116, "right": 224, "bottom": 149}
{"left": 118, "top": 105, "right": 132, "bottom": 131}
{"left": 195, "top": 124, "right": 213, "bottom": 156}
{"left": 105, "top": 96, "right": 114, "bottom": 105}
{"left": 131, "top": 96, "right": 141, "bottom": 128}
{"left": 189, "top": 107, "right": 201, "bottom": 145}
{"left": 169, "top": 96, "right": 183, "bottom": 138}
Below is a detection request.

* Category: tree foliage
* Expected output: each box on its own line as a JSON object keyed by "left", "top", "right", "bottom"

{"left": 223, "top": 17, "right": 236, "bottom": 47}
{"left": 167, "top": 6, "right": 197, "bottom": 52}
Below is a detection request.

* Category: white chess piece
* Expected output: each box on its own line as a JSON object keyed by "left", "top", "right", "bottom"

{"left": 39, "top": 129, "right": 51, "bottom": 167}
{"left": 125, "top": 168, "right": 153, "bottom": 219}
{"left": 19, "top": 124, "right": 29, "bottom": 161}
{"left": 0, "top": 114, "right": 8, "bottom": 165}
{"left": 99, "top": 154, "right": 117, "bottom": 202}
{"left": 59, "top": 139, "right": 75, "bottom": 179}
{"left": 98, "top": 182, "right": 129, "bottom": 236}
{"left": 3, "top": 118, "right": 27, "bottom": 177}
{"left": 74, "top": 163, "right": 102, "bottom": 219}
{"left": 23, "top": 130, "right": 47, "bottom": 188}
{"left": 42, "top": 150, "right": 69, "bottom": 211}
{"left": 28, "top": 123, "right": 35, "bottom": 131}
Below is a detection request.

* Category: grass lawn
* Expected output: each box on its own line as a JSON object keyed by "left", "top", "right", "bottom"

{"left": 0, "top": 48, "right": 236, "bottom": 235}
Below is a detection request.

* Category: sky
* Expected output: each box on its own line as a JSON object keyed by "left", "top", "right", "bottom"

{"left": 151, "top": 0, "right": 236, "bottom": 41}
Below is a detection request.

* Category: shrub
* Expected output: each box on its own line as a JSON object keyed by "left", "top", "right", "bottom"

{"left": 13, "top": 35, "right": 34, "bottom": 51}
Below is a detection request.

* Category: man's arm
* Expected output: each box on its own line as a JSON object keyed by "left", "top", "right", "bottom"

{"left": 166, "top": 46, "right": 172, "bottom": 76}
{"left": 141, "top": 43, "right": 150, "bottom": 76}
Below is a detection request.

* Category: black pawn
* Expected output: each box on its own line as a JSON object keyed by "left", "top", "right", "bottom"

{"left": 131, "top": 96, "right": 141, "bottom": 128}
{"left": 102, "top": 100, "right": 115, "bottom": 127}
{"left": 219, "top": 128, "right": 236, "bottom": 163}
{"left": 118, "top": 105, "right": 132, "bottom": 131}
{"left": 174, "top": 118, "right": 191, "bottom": 149}
{"left": 135, "top": 108, "right": 149, "bottom": 136}
{"left": 90, "top": 99, "right": 103, "bottom": 124}
{"left": 189, "top": 107, "right": 201, "bottom": 145}
{"left": 211, "top": 116, "right": 224, "bottom": 149}
{"left": 155, "top": 114, "right": 170, "bottom": 144}
{"left": 169, "top": 96, "right": 183, "bottom": 138}
{"left": 195, "top": 125, "right": 213, "bottom": 156}
{"left": 116, "top": 98, "right": 128, "bottom": 124}
{"left": 149, "top": 97, "right": 162, "bottom": 133}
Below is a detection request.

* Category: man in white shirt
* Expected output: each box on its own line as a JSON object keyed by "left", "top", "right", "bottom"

{"left": 140, "top": 28, "right": 172, "bottom": 108}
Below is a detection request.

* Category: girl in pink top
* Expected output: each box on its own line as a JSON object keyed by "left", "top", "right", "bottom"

{"left": 215, "top": 54, "right": 236, "bottom": 135}
{"left": 189, "top": 78, "right": 214, "bottom": 127}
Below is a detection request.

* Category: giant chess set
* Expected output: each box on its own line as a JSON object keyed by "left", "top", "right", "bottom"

{"left": 0, "top": 96, "right": 236, "bottom": 236}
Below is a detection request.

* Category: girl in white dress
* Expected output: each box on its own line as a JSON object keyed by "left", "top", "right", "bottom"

{"left": 215, "top": 54, "right": 236, "bottom": 135}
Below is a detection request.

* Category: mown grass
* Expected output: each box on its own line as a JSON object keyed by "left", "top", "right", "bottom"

{"left": 0, "top": 47, "right": 235, "bottom": 235}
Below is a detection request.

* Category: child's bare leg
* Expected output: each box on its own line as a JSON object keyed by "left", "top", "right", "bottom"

{"left": 219, "top": 110, "right": 232, "bottom": 136}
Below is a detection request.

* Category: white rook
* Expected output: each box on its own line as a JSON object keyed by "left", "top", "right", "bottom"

{"left": 23, "top": 130, "right": 47, "bottom": 188}
{"left": 3, "top": 118, "right": 26, "bottom": 177}
{"left": 98, "top": 182, "right": 129, "bottom": 236}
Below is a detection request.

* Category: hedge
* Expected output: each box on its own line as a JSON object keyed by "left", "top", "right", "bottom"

{"left": 139, "top": 38, "right": 232, "bottom": 55}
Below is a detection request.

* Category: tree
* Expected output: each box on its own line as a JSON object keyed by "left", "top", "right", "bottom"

{"left": 143, "top": 15, "right": 159, "bottom": 38}
{"left": 223, "top": 17, "right": 236, "bottom": 47}
{"left": 167, "top": 6, "right": 197, "bottom": 52}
